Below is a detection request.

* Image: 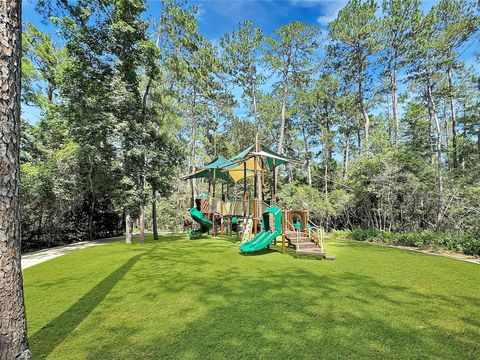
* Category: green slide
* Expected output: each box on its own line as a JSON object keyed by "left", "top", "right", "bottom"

{"left": 240, "top": 206, "right": 282, "bottom": 253}
{"left": 188, "top": 207, "right": 213, "bottom": 239}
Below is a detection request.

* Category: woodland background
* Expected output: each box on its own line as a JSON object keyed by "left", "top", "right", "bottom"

{"left": 21, "top": 0, "right": 480, "bottom": 254}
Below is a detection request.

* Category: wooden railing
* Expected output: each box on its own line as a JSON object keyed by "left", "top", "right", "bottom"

{"left": 308, "top": 219, "right": 325, "bottom": 251}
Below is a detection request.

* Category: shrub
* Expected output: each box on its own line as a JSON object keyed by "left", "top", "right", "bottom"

{"left": 344, "top": 229, "right": 480, "bottom": 256}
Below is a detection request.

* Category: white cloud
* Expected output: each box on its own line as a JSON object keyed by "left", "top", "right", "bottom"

{"left": 195, "top": 3, "right": 206, "bottom": 22}
{"left": 290, "top": 0, "right": 328, "bottom": 7}
{"left": 317, "top": 1, "right": 348, "bottom": 25}
{"left": 290, "top": 0, "right": 348, "bottom": 25}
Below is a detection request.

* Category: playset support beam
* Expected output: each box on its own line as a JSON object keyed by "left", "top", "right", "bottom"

{"left": 253, "top": 154, "right": 258, "bottom": 236}
{"left": 272, "top": 164, "right": 276, "bottom": 204}
{"left": 302, "top": 209, "right": 308, "bottom": 232}
{"left": 282, "top": 207, "right": 286, "bottom": 254}
{"left": 243, "top": 161, "right": 247, "bottom": 218}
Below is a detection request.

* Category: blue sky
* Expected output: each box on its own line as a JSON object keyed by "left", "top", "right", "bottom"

{"left": 22, "top": 0, "right": 476, "bottom": 123}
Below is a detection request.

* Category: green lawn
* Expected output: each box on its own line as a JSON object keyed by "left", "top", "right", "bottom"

{"left": 24, "top": 234, "right": 480, "bottom": 359}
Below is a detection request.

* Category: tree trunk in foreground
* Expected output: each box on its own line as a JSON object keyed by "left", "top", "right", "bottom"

{"left": 0, "top": 0, "right": 31, "bottom": 358}
{"left": 152, "top": 188, "right": 158, "bottom": 240}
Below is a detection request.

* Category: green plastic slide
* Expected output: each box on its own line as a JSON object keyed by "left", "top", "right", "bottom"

{"left": 188, "top": 207, "right": 213, "bottom": 239}
{"left": 240, "top": 206, "right": 282, "bottom": 253}
{"left": 239, "top": 230, "right": 280, "bottom": 252}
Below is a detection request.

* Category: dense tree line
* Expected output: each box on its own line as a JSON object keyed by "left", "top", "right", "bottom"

{"left": 21, "top": 0, "right": 480, "bottom": 252}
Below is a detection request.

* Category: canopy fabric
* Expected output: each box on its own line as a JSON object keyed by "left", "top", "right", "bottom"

{"left": 180, "top": 156, "right": 233, "bottom": 182}
{"left": 220, "top": 144, "right": 303, "bottom": 181}
{"left": 221, "top": 157, "right": 257, "bottom": 182}
{"left": 180, "top": 145, "right": 303, "bottom": 183}
{"left": 204, "top": 156, "right": 232, "bottom": 169}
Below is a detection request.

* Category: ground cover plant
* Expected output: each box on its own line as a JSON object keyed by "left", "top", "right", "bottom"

{"left": 24, "top": 235, "right": 480, "bottom": 359}
{"left": 336, "top": 229, "right": 480, "bottom": 256}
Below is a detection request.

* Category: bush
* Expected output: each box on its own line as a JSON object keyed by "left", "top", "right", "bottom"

{"left": 345, "top": 229, "right": 480, "bottom": 256}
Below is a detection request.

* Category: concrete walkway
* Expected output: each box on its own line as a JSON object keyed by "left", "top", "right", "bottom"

{"left": 21, "top": 235, "right": 126, "bottom": 269}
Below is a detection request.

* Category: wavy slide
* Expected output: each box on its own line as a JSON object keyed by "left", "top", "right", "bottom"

{"left": 188, "top": 207, "right": 213, "bottom": 239}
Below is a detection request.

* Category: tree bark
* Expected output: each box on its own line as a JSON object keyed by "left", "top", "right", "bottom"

{"left": 392, "top": 60, "right": 399, "bottom": 145}
{"left": 342, "top": 128, "right": 350, "bottom": 183}
{"left": 125, "top": 213, "right": 132, "bottom": 244}
{"left": 188, "top": 90, "right": 197, "bottom": 208}
{"left": 278, "top": 80, "right": 288, "bottom": 156}
{"left": 0, "top": 0, "right": 31, "bottom": 357}
{"left": 426, "top": 82, "right": 445, "bottom": 229}
{"left": 358, "top": 80, "right": 370, "bottom": 151}
{"left": 152, "top": 188, "right": 158, "bottom": 240}
{"left": 301, "top": 120, "right": 311, "bottom": 185}
{"left": 477, "top": 126, "right": 480, "bottom": 161}
{"left": 447, "top": 67, "right": 457, "bottom": 168}
{"left": 139, "top": 196, "right": 145, "bottom": 244}
{"left": 252, "top": 81, "right": 262, "bottom": 213}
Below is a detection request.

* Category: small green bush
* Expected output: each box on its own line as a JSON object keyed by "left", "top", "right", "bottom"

{"left": 345, "top": 229, "right": 480, "bottom": 256}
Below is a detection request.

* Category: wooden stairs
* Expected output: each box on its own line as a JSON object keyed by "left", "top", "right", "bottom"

{"left": 284, "top": 230, "right": 326, "bottom": 257}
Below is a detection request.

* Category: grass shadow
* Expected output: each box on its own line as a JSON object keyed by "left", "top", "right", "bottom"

{"left": 29, "top": 252, "right": 145, "bottom": 358}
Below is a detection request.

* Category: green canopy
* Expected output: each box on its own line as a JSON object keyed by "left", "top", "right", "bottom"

{"left": 219, "top": 144, "right": 303, "bottom": 182}
{"left": 228, "top": 144, "right": 303, "bottom": 170}
{"left": 181, "top": 156, "right": 233, "bottom": 182}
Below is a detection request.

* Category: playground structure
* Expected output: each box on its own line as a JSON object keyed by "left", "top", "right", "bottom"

{"left": 181, "top": 141, "right": 329, "bottom": 258}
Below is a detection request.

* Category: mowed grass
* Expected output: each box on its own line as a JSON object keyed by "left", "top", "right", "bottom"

{"left": 23, "top": 234, "right": 480, "bottom": 359}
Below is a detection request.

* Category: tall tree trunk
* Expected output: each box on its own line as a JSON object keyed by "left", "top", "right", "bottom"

{"left": 427, "top": 104, "right": 435, "bottom": 165}
{"left": 392, "top": 60, "right": 399, "bottom": 145}
{"left": 357, "top": 118, "right": 362, "bottom": 150}
{"left": 87, "top": 157, "right": 94, "bottom": 241}
{"left": 443, "top": 99, "right": 449, "bottom": 147}
{"left": 301, "top": 120, "right": 312, "bottom": 185}
{"left": 358, "top": 80, "right": 370, "bottom": 151}
{"left": 426, "top": 82, "right": 445, "bottom": 229}
{"left": 324, "top": 153, "right": 328, "bottom": 203}
{"left": 188, "top": 91, "right": 197, "bottom": 208}
{"left": 0, "top": 0, "right": 31, "bottom": 357}
{"left": 138, "top": 26, "right": 161, "bottom": 244}
{"left": 139, "top": 190, "right": 145, "bottom": 244}
{"left": 274, "top": 79, "right": 289, "bottom": 196}
{"left": 152, "top": 188, "right": 158, "bottom": 240}
{"left": 252, "top": 81, "right": 262, "bottom": 212}
{"left": 287, "top": 164, "right": 293, "bottom": 182}
{"left": 342, "top": 128, "right": 350, "bottom": 183}
{"left": 47, "top": 83, "right": 54, "bottom": 103}
{"left": 324, "top": 110, "right": 331, "bottom": 199}
{"left": 252, "top": 79, "right": 258, "bottom": 144}
{"left": 447, "top": 67, "right": 457, "bottom": 168}
{"left": 278, "top": 80, "right": 288, "bottom": 155}
{"left": 125, "top": 213, "right": 132, "bottom": 244}
{"left": 477, "top": 126, "right": 480, "bottom": 161}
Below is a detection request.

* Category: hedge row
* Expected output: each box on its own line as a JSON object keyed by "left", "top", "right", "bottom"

{"left": 335, "top": 229, "right": 480, "bottom": 256}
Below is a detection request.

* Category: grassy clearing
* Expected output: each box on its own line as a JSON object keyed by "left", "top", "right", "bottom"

{"left": 24, "top": 234, "right": 480, "bottom": 359}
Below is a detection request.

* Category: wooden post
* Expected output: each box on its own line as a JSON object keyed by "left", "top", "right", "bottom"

{"left": 282, "top": 207, "right": 286, "bottom": 254}
{"left": 220, "top": 182, "right": 224, "bottom": 235}
{"left": 212, "top": 169, "right": 216, "bottom": 198}
{"left": 302, "top": 209, "right": 307, "bottom": 232}
{"left": 253, "top": 156, "right": 258, "bottom": 235}
{"left": 243, "top": 161, "right": 247, "bottom": 218}
{"left": 261, "top": 160, "right": 265, "bottom": 205}
{"left": 272, "top": 163, "right": 276, "bottom": 204}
